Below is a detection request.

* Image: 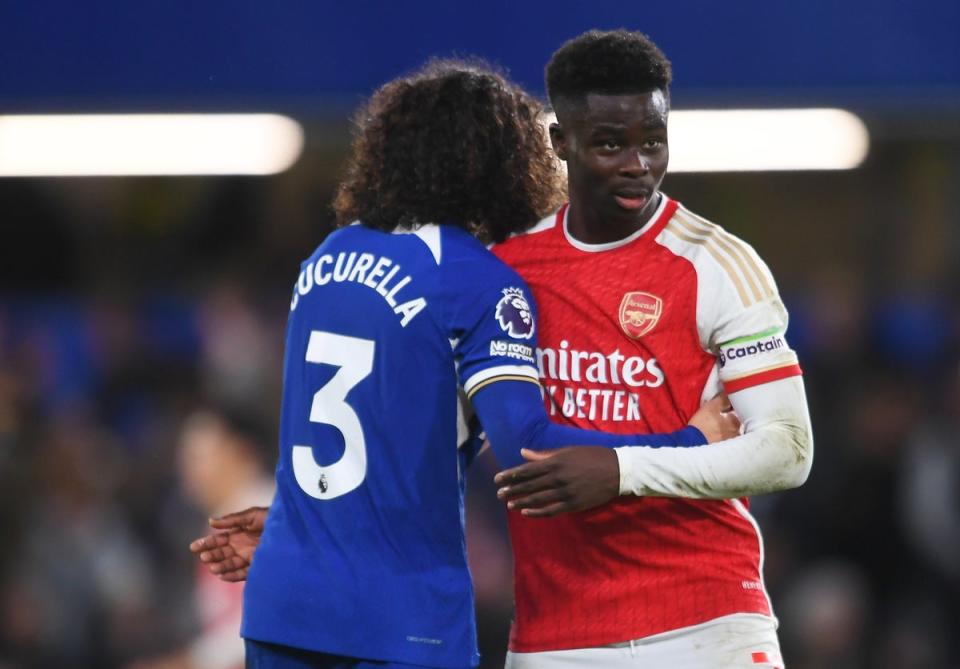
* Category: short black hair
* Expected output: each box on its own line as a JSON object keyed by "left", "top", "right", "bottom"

{"left": 546, "top": 29, "right": 672, "bottom": 113}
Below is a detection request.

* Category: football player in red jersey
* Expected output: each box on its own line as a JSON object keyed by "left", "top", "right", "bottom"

{"left": 492, "top": 30, "right": 811, "bottom": 668}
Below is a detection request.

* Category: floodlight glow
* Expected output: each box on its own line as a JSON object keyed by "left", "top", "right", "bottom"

{"left": 669, "top": 108, "right": 869, "bottom": 172}
{"left": 0, "top": 114, "right": 304, "bottom": 176}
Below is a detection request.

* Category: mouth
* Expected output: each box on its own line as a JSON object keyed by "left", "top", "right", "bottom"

{"left": 612, "top": 191, "right": 650, "bottom": 211}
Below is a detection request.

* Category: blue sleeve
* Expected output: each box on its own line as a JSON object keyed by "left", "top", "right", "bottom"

{"left": 471, "top": 379, "right": 706, "bottom": 468}
{"left": 443, "top": 253, "right": 540, "bottom": 397}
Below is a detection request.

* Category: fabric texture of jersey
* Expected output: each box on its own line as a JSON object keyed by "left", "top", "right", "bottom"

{"left": 242, "top": 223, "right": 540, "bottom": 668}
{"left": 492, "top": 194, "right": 802, "bottom": 652}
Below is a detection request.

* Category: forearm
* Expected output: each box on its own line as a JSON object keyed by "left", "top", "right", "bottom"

{"left": 615, "top": 376, "right": 813, "bottom": 498}
{"left": 471, "top": 380, "right": 704, "bottom": 468}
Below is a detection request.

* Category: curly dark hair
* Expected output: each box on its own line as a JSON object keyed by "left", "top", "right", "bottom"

{"left": 546, "top": 29, "right": 672, "bottom": 114}
{"left": 333, "top": 59, "right": 564, "bottom": 243}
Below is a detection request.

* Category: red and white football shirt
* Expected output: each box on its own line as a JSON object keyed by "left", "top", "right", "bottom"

{"left": 492, "top": 194, "right": 801, "bottom": 651}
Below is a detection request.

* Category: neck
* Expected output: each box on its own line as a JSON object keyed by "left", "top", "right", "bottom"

{"left": 566, "top": 192, "right": 662, "bottom": 245}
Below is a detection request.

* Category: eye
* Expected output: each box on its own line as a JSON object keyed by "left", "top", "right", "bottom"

{"left": 602, "top": 139, "right": 620, "bottom": 150}
{"left": 644, "top": 138, "right": 665, "bottom": 150}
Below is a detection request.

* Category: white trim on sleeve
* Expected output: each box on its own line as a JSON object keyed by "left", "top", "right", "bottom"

{"left": 463, "top": 364, "right": 540, "bottom": 396}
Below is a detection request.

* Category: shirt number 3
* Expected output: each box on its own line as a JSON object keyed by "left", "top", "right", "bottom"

{"left": 292, "top": 330, "right": 374, "bottom": 500}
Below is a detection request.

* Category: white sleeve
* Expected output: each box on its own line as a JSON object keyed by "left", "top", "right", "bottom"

{"left": 614, "top": 373, "right": 813, "bottom": 499}
{"left": 659, "top": 207, "right": 802, "bottom": 393}
{"left": 695, "top": 237, "right": 801, "bottom": 393}
{"left": 629, "top": 210, "right": 813, "bottom": 498}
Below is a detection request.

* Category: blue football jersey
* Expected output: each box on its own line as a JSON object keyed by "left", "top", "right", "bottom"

{"left": 242, "top": 223, "right": 541, "bottom": 668}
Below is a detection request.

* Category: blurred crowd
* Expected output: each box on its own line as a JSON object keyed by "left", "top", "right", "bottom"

{"left": 1, "top": 133, "right": 958, "bottom": 669}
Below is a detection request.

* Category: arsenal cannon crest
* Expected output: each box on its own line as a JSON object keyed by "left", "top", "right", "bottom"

{"left": 619, "top": 291, "right": 662, "bottom": 339}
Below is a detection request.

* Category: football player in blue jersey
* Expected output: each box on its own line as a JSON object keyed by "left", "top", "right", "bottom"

{"left": 191, "top": 59, "right": 739, "bottom": 669}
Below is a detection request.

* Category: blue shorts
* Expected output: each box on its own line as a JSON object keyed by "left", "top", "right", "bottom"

{"left": 244, "top": 639, "right": 472, "bottom": 669}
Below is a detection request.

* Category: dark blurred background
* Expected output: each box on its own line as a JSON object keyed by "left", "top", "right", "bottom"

{"left": 1, "top": 2, "right": 959, "bottom": 668}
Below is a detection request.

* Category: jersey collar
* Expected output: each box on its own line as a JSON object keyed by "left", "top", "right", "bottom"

{"left": 561, "top": 193, "right": 671, "bottom": 253}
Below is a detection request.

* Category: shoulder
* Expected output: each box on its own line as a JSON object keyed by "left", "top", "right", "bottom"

{"left": 654, "top": 203, "right": 791, "bottom": 350}
{"left": 355, "top": 223, "right": 477, "bottom": 272}
{"left": 371, "top": 226, "right": 519, "bottom": 325}
{"left": 655, "top": 202, "right": 777, "bottom": 311}
{"left": 436, "top": 226, "right": 515, "bottom": 272}
{"left": 492, "top": 207, "right": 563, "bottom": 257}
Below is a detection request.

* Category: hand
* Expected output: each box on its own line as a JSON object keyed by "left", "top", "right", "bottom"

{"left": 188, "top": 506, "right": 269, "bottom": 582}
{"left": 688, "top": 394, "right": 741, "bottom": 442}
{"left": 493, "top": 447, "right": 619, "bottom": 518}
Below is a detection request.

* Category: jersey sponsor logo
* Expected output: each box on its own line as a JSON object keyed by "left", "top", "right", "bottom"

{"left": 619, "top": 291, "right": 663, "bottom": 339}
{"left": 490, "top": 340, "right": 535, "bottom": 364}
{"left": 719, "top": 334, "right": 785, "bottom": 368}
{"left": 537, "top": 341, "right": 664, "bottom": 388}
{"left": 495, "top": 287, "right": 535, "bottom": 339}
{"left": 536, "top": 340, "right": 665, "bottom": 422}
{"left": 542, "top": 384, "right": 644, "bottom": 422}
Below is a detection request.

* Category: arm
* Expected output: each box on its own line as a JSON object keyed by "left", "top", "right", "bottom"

{"left": 472, "top": 379, "right": 740, "bottom": 515}
{"left": 614, "top": 374, "right": 812, "bottom": 498}
{"left": 470, "top": 378, "right": 707, "bottom": 469}
{"left": 473, "top": 378, "right": 701, "bottom": 515}
{"left": 497, "top": 377, "right": 808, "bottom": 514}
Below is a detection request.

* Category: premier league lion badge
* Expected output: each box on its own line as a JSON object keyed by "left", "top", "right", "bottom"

{"left": 619, "top": 291, "right": 662, "bottom": 339}
{"left": 495, "top": 287, "right": 535, "bottom": 339}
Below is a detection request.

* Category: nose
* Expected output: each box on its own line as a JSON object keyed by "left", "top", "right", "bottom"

{"left": 619, "top": 150, "right": 650, "bottom": 177}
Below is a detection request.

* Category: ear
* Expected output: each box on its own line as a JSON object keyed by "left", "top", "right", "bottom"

{"left": 548, "top": 122, "right": 569, "bottom": 162}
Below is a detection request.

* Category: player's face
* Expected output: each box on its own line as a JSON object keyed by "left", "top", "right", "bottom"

{"left": 550, "top": 90, "right": 669, "bottom": 244}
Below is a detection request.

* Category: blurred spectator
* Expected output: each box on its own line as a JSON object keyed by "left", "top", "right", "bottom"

{"left": 778, "top": 560, "right": 872, "bottom": 669}
{"left": 126, "top": 406, "right": 274, "bottom": 669}
{"left": 900, "top": 360, "right": 960, "bottom": 585}
{"left": 0, "top": 408, "right": 151, "bottom": 668}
